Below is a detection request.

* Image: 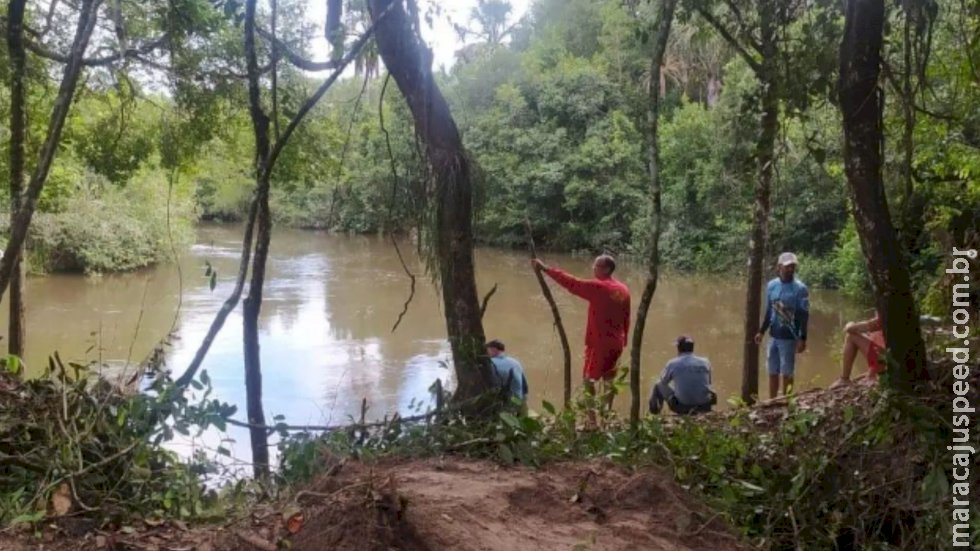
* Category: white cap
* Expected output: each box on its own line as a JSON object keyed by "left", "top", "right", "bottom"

{"left": 778, "top": 252, "right": 799, "bottom": 266}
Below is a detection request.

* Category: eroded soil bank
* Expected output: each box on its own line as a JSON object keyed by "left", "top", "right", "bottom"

{"left": 0, "top": 457, "right": 745, "bottom": 551}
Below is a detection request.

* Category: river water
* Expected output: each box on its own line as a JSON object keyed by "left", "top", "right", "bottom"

{"left": 8, "top": 225, "right": 865, "bottom": 462}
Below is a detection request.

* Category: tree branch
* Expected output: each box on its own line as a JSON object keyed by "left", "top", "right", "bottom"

{"left": 390, "top": 236, "right": 417, "bottom": 333}
{"left": 480, "top": 283, "right": 498, "bottom": 319}
{"left": 110, "top": 0, "right": 126, "bottom": 53}
{"left": 722, "top": 0, "right": 762, "bottom": 54}
{"left": 270, "top": 0, "right": 280, "bottom": 140}
{"left": 173, "top": 196, "right": 259, "bottom": 389}
{"left": 696, "top": 7, "right": 762, "bottom": 74}
{"left": 264, "top": 2, "right": 396, "bottom": 177}
{"left": 23, "top": 32, "right": 169, "bottom": 67}
{"left": 256, "top": 26, "right": 339, "bottom": 72}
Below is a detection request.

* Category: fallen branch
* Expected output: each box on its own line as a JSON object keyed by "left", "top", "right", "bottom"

{"left": 524, "top": 218, "right": 572, "bottom": 407}
{"left": 224, "top": 387, "right": 497, "bottom": 435}
{"left": 226, "top": 410, "right": 432, "bottom": 435}
{"left": 445, "top": 437, "right": 493, "bottom": 451}
{"left": 294, "top": 482, "right": 369, "bottom": 503}
{"left": 234, "top": 529, "right": 277, "bottom": 551}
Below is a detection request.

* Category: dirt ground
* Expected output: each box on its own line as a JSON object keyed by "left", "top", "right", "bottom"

{"left": 0, "top": 457, "right": 745, "bottom": 551}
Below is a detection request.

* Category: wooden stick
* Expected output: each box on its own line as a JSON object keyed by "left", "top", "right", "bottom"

{"left": 524, "top": 218, "right": 573, "bottom": 408}
{"left": 435, "top": 378, "right": 444, "bottom": 413}
{"left": 234, "top": 530, "right": 277, "bottom": 551}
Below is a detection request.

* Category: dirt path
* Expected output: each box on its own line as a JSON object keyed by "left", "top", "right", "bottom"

{"left": 0, "top": 458, "right": 744, "bottom": 551}
{"left": 367, "top": 459, "right": 740, "bottom": 551}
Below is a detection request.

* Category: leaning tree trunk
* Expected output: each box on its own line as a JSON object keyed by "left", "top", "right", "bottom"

{"left": 6, "top": 0, "right": 27, "bottom": 358}
{"left": 740, "top": 9, "right": 778, "bottom": 405}
{"left": 242, "top": 0, "right": 270, "bottom": 478}
{"left": 368, "top": 0, "right": 494, "bottom": 403}
{"left": 0, "top": 0, "right": 101, "bottom": 307}
{"left": 839, "top": 0, "right": 928, "bottom": 390}
{"left": 630, "top": 0, "right": 677, "bottom": 426}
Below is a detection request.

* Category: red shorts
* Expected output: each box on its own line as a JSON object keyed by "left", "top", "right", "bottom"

{"left": 584, "top": 345, "right": 623, "bottom": 381}
{"left": 867, "top": 331, "right": 885, "bottom": 379}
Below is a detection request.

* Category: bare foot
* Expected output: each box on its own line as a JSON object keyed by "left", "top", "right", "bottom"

{"left": 830, "top": 378, "right": 850, "bottom": 389}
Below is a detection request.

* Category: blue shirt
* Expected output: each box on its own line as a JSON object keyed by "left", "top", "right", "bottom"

{"left": 659, "top": 353, "right": 713, "bottom": 406}
{"left": 761, "top": 277, "right": 809, "bottom": 341}
{"left": 491, "top": 355, "right": 527, "bottom": 401}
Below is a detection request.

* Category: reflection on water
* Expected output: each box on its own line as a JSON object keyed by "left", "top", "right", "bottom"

{"left": 10, "top": 224, "right": 864, "bottom": 464}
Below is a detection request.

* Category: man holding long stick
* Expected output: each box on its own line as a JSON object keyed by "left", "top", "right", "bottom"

{"left": 532, "top": 255, "right": 631, "bottom": 429}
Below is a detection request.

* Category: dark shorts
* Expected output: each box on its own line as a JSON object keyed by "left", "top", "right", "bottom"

{"left": 584, "top": 345, "right": 623, "bottom": 381}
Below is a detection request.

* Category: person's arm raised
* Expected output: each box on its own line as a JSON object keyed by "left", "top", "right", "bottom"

{"left": 536, "top": 262, "right": 603, "bottom": 301}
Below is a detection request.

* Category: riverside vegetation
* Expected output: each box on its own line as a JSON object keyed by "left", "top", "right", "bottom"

{"left": 0, "top": 0, "right": 976, "bottom": 549}
{"left": 0, "top": 339, "right": 973, "bottom": 549}
{"left": 4, "top": 0, "right": 975, "bottom": 307}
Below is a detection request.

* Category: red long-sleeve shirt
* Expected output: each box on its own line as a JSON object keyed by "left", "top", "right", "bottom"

{"left": 544, "top": 267, "right": 631, "bottom": 348}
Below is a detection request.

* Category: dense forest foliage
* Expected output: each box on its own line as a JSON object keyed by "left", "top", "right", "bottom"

{"left": 1, "top": 0, "right": 975, "bottom": 308}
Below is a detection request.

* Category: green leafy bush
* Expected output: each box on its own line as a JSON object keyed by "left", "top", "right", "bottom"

{"left": 22, "top": 168, "right": 194, "bottom": 274}
{"left": 0, "top": 358, "right": 238, "bottom": 526}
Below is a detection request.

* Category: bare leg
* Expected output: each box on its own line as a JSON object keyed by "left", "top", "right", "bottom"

{"left": 769, "top": 374, "right": 780, "bottom": 399}
{"left": 583, "top": 379, "right": 598, "bottom": 430}
{"left": 832, "top": 333, "right": 873, "bottom": 388}
{"left": 602, "top": 378, "right": 616, "bottom": 411}
{"left": 783, "top": 376, "right": 794, "bottom": 396}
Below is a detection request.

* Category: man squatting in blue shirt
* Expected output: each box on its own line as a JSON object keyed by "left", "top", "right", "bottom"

{"left": 649, "top": 336, "right": 716, "bottom": 415}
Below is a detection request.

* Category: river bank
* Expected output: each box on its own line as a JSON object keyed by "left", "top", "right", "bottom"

{"left": 0, "top": 358, "right": 967, "bottom": 550}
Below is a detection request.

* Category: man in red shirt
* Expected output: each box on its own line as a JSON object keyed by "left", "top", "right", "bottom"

{"left": 532, "top": 255, "right": 631, "bottom": 427}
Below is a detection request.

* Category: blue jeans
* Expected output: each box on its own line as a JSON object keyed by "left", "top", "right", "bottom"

{"left": 767, "top": 338, "right": 797, "bottom": 377}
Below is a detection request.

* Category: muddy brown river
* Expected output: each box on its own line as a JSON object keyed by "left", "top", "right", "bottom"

{"left": 5, "top": 225, "right": 865, "bottom": 461}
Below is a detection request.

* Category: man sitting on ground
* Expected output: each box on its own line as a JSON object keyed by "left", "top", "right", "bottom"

{"left": 830, "top": 312, "right": 884, "bottom": 388}
{"left": 649, "top": 336, "right": 717, "bottom": 415}
{"left": 486, "top": 339, "right": 528, "bottom": 406}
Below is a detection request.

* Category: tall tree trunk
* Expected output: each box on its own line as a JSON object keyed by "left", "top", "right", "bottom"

{"left": 740, "top": 8, "right": 777, "bottom": 404}
{"left": 0, "top": 0, "right": 102, "bottom": 306}
{"left": 839, "top": 0, "right": 928, "bottom": 389}
{"left": 6, "top": 0, "right": 27, "bottom": 358}
{"left": 242, "top": 0, "right": 270, "bottom": 478}
{"left": 895, "top": 9, "right": 923, "bottom": 260}
{"left": 368, "top": 0, "right": 494, "bottom": 403}
{"left": 630, "top": 0, "right": 677, "bottom": 427}
{"left": 900, "top": 12, "right": 915, "bottom": 209}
